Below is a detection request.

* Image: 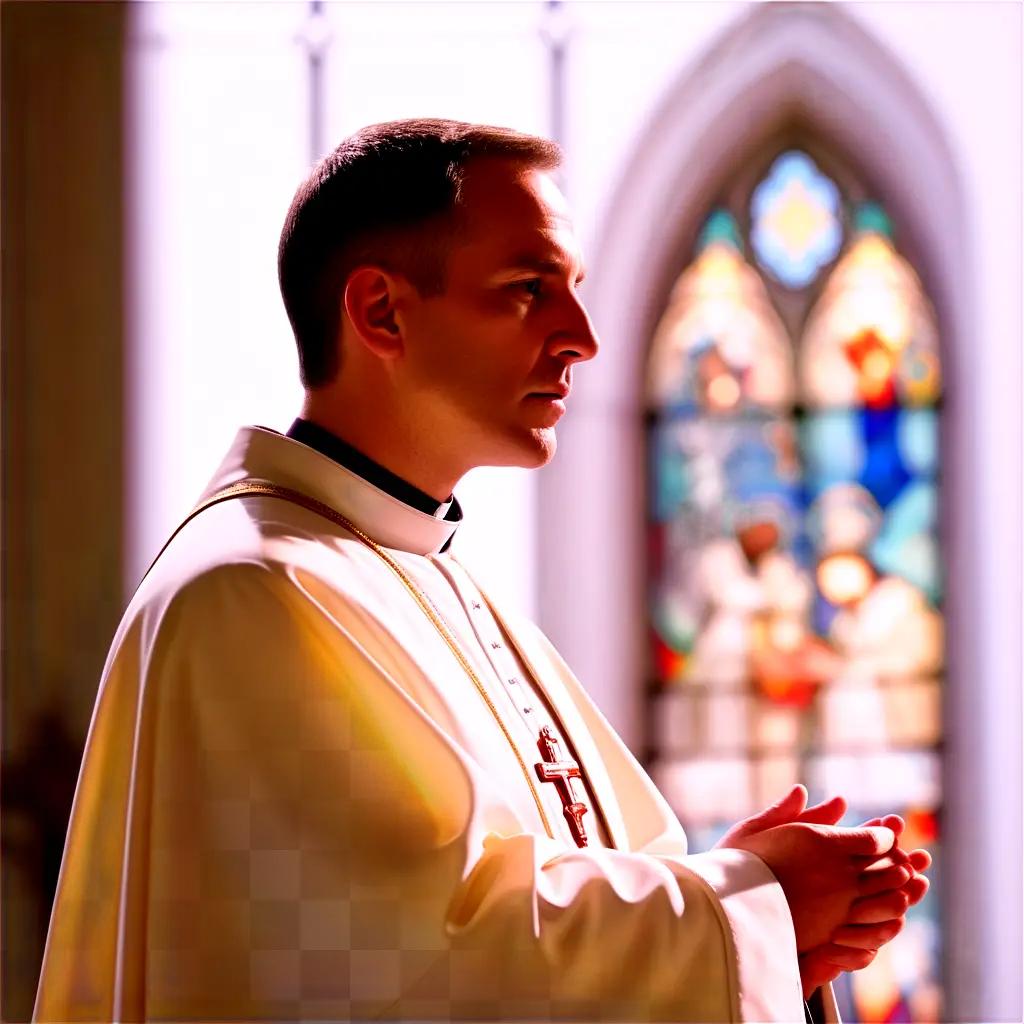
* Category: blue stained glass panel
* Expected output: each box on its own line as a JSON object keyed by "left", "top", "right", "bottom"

{"left": 802, "top": 408, "right": 935, "bottom": 508}
{"left": 860, "top": 407, "right": 912, "bottom": 508}
{"left": 650, "top": 424, "right": 692, "bottom": 522}
{"left": 812, "top": 590, "right": 841, "bottom": 638}
{"left": 897, "top": 408, "right": 940, "bottom": 476}
{"left": 801, "top": 410, "right": 866, "bottom": 493}
{"left": 870, "top": 481, "right": 938, "bottom": 555}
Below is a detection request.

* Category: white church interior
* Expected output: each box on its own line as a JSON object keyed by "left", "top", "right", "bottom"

{"left": 2, "top": 2, "right": 1020, "bottom": 1021}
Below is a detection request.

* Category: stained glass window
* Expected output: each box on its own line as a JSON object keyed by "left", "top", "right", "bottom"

{"left": 646, "top": 156, "right": 944, "bottom": 1022}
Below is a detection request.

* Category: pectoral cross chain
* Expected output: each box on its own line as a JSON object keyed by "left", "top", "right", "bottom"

{"left": 534, "top": 726, "right": 589, "bottom": 847}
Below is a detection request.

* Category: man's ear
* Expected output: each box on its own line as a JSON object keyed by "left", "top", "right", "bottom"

{"left": 342, "top": 266, "right": 410, "bottom": 359}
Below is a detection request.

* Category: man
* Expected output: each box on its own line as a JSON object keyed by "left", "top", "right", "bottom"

{"left": 35, "top": 119, "right": 928, "bottom": 1022}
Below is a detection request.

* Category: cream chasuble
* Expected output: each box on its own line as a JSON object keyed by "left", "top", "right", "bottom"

{"left": 35, "top": 425, "right": 814, "bottom": 1023}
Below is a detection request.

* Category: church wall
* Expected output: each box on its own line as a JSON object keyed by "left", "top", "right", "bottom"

{"left": 124, "top": 2, "right": 310, "bottom": 590}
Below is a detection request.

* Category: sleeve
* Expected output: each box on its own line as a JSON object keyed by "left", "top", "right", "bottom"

{"left": 37, "top": 561, "right": 802, "bottom": 1023}
{"left": 517, "top": 620, "right": 808, "bottom": 1023}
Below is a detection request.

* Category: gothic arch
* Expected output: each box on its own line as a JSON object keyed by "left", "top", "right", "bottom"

{"left": 539, "top": 4, "right": 992, "bottom": 1017}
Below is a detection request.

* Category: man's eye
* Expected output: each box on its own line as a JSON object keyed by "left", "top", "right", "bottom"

{"left": 515, "top": 279, "right": 543, "bottom": 298}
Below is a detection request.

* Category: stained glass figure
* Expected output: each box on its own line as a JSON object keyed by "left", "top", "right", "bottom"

{"left": 800, "top": 203, "right": 942, "bottom": 410}
{"left": 646, "top": 209, "right": 796, "bottom": 414}
{"left": 750, "top": 151, "right": 843, "bottom": 288}
{"left": 647, "top": 173, "right": 945, "bottom": 1023}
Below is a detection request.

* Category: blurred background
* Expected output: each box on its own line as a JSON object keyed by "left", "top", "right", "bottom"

{"left": 2, "top": 1, "right": 1021, "bottom": 1021}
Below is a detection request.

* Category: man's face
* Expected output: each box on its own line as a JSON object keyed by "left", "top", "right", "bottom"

{"left": 396, "top": 158, "right": 599, "bottom": 471}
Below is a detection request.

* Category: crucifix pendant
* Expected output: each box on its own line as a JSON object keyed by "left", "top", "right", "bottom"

{"left": 534, "top": 726, "right": 589, "bottom": 847}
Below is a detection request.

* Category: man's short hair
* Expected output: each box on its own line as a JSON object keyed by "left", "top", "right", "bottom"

{"left": 278, "top": 118, "right": 562, "bottom": 388}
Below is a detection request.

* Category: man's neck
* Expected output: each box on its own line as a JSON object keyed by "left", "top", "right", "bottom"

{"left": 287, "top": 418, "right": 454, "bottom": 517}
{"left": 298, "top": 396, "right": 463, "bottom": 503}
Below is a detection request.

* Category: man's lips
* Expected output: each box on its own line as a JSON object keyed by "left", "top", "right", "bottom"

{"left": 525, "top": 384, "right": 570, "bottom": 399}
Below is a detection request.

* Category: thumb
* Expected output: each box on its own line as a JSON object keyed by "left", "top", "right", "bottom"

{"left": 796, "top": 794, "right": 847, "bottom": 826}
{"left": 737, "top": 785, "right": 808, "bottom": 836}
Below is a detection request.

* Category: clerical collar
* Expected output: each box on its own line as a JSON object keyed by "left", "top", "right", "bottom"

{"left": 285, "top": 418, "right": 461, "bottom": 523}
{"left": 200, "top": 426, "right": 461, "bottom": 556}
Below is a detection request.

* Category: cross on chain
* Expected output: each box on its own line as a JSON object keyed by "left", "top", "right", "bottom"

{"left": 534, "top": 726, "right": 589, "bottom": 847}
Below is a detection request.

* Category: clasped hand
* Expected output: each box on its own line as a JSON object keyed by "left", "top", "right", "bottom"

{"left": 716, "top": 785, "right": 931, "bottom": 997}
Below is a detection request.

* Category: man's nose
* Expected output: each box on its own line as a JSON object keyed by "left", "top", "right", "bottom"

{"left": 551, "top": 293, "right": 600, "bottom": 363}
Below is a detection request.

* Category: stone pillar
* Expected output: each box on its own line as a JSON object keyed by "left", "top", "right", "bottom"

{"left": 1, "top": 3, "right": 126, "bottom": 1017}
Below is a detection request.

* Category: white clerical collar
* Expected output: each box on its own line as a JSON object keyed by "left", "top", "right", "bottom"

{"left": 199, "top": 426, "right": 460, "bottom": 556}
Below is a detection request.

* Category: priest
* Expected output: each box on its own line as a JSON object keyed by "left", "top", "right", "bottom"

{"left": 35, "top": 119, "right": 929, "bottom": 1022}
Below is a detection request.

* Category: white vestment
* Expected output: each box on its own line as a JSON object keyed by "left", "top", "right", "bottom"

{"left": 35, "top": 425, "right": 825, "bottom": 1022}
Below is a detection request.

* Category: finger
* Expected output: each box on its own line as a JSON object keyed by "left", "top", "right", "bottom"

{"left": 846, "top": 889, "right": 910, "bottom": 924}
{"left": 832, "top": 826, "right": 896, "bottom": 856}
{"left": 857, "top": 845, "right": 911, "bottom": 870}
{"left": 813, "top": 942, "right": 877, "bottom": 971}
{"left": 861, "top": 814, "right": 904, "bottom": 838}
{"left": 859, "top": 852, "right": 912, "bottom": 876}
{"left": 858, "top": 862, "right": 913, "bottom": 895}
{"left": 902, "top": 874, "right": 930, "bottom": 906}
{"left": 879, "top": 814, "right": 905, "bottom": 837}
{"left": 796, "top": 795, "right": 847, "bottom": 826}
{"left": 831, "top": 918, "right": 904, "bottom": 950}
{"left": 907, "top": 848, "right": 932, "bottom": 873}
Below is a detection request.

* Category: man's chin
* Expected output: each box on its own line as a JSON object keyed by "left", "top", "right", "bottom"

{"left": 481, "top": 427, "right": 557, "bottom": 470}
{"left": 522, "top": 427, "right": 557, "bottom": 467}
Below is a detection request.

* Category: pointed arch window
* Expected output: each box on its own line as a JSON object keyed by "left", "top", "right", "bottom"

{"left": 646, "top": 148, "right": 943, "bottom": 1023}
